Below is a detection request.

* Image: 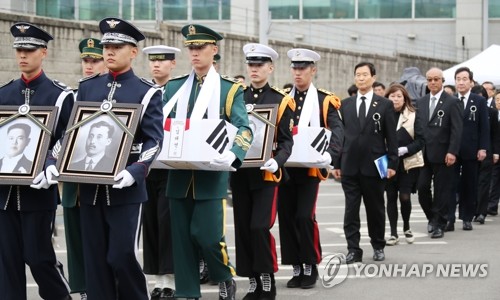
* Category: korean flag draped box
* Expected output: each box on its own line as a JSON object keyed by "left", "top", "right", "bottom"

{"left": 156, "top": 118, "right": 238, "bottom": 170}
{"left": 285, "top": 126, "right": 332, "bottom": 168}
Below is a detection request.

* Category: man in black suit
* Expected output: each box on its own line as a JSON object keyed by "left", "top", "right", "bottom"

{"left": 332, "top": 62, "right": 398, "bottom": 263}
{"left": 416, "top": 67, "right": 463, "bottom": 239}
{"left": 446, "top": 67, "right": 489, "bottom": 231}
{"left": 70, "top": 120, "right": 115, "bottom": 172}
{"left": 0, "top": 123, "right": 33, "bottom": 173}
{"left": 475, "top": 82, "right": 499, "bottom": 223}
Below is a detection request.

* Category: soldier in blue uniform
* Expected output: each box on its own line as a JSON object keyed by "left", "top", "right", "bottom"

{"left": 163, "top": 24, "right": 252, "bottom": 300}
{"left": 231, "top": 43, "right": 295, "bottom": 300}
{"left": 141, "top": 45, "right": 180, "bottom": 300}
{"left": 61, "top": 37, "right": 107, "bottom": 300}
{"left": 278, "top": 48, "right": 343, "bottom": 289}
{"left": 0, "top": 22, "right": 73, "bottom": 300}
{"left": 47, "top": 18, "right": 163, "bottom": 300}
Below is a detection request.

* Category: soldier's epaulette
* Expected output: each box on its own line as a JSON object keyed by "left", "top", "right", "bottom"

{"left": 318, "top": 88, "right": 334, "bottom": 95}
{"left": 221, "top": 76, "right": 240, "bottom": 84}
{"left": 283, "top": 87, "right": 292, "bottom": 94}
{"left": 79, "top": 73, "right": 99, "bottom": 83}
{"left": 271, "top": 86, "right": 288, "bottom": 96}
{"left": 0, "top": 79, "right": 14, "bottom": 89}
{"left": 52, "top": 79, "right": 71, "bottom": 91}
{"left": 170, "top": 74, "right": 189, "bottom": 81}
{"left": 140, "top": 77, "right": 158, "bottom": 88}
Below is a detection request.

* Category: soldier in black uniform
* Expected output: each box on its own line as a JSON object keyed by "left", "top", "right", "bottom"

{"left": 0, "top": 22, "right": 73, "bottom": 300}
{"left": 48, "top": 18, "right": 163, "bottom": 300}
{"left": 278, "top": 48, "right": 343, "bottom": 289}
{"left": 231, "top": 43, "right": 295, "bottom": 300}
{"left": 141, "top": 45, "right": 180, "bottom": 300}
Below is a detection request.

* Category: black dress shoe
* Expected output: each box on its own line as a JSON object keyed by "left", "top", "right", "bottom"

{"left": 487, "top": 208, "right": 498, "bottom": 216}
{"left": 300, "top": 265, "right": 318, "bottom": 289}
{"left": 151, "top": 288, "right": 162, "bottom": 300}
{"left": 286, "top": 265, "right": 303, "bottom": 288}
{"left": 431, "top": 228, "right": 444, "bottom": 238}
{"left": 159, "top": 288, "right": 175, "bottom": 300}
{"left": 199, "top": 260, "right": 210, "bottom": 284}
{"left": 463, "top": 221, "right": 473, "bottom": 230}
{"left": 373, "top": 249, "right": 385, "bottom": 261}
{"left": 219, "top": 278, "right": 236, "bottom": 300}
{"left": 242, "top": 277, "right": 262, "bottom": 300}
{"left": 345, "top": 252, "right": 362, "bottom": 264}
{"left": 445, "top": 222, "right": 455, "bottom": 232}
{"left": 427, "top": 222, "right": 434, "bottom": 233}
{"left": 475, "top": 214, "right": 485, "bottom": 224}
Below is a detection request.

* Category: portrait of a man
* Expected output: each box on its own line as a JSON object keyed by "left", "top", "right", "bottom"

{"left": 69, "top": 120, "right": 116, "bottom": 172}
{"left": 0, "top": 123, "right": 33, "bottom": 173}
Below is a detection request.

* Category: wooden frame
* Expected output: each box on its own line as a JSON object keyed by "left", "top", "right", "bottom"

{"left": 241, "top": 104, "right": 278, "bottom": 168}
{"left": 56, "top": 101, "right": 142, "bottom": 184}
{"left": 0, "top": 105, "right": 57, "bottom": 185}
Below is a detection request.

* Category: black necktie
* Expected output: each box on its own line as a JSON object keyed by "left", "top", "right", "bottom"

{"left": 460, "top": 96, "right": 465, "bottom": 108}
{"left": 359, "top": 96, "right": 366, "bottom": 127}
{"left": 86, "top": 159, "right": 93, "bottom": 171}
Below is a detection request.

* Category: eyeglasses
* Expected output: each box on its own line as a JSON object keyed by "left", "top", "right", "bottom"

{"left": 426, "top": 77, "right": 443, "bottom": 82}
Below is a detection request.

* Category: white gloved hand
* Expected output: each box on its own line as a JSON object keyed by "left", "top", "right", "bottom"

{"left": 398, "top": 147, "right": 409, "bottom": 157}
{"left": 210, "top": 151, "right": 236, "bottom": 169}
{"left": 112, "top": 170, "right": 135, "bottom": 189}
{"left": 260, "top": 158, "right": 279, "bottom": 173}
{"left": 30, "top": 172, "right": 50, "bottom": 189}
{"left": 45, "top": 165, "right": 60, "bottom": 186}
{"left": 317, "top": 152, "right": 332, "bottom": 168}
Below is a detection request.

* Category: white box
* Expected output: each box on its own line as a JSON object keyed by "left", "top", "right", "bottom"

{"left": 285, "top": 127, "right": 332, "bottom": 168}
{"left": 156, "top": 118, "right": 238, "bottom": 171}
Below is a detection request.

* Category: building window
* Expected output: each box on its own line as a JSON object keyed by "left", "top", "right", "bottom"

{"left": 415, "top": 0, "right": 455, "bottom": 18}
{"left": 165, "top": 0, "right": 188, "bottom": 20}
{"left": 303, "top": 0, "right": 355, "bottom": 19}
{"left": 192, "top": 0, "right": 230, "bottom": 20}
{"left": 490, "top": 0, "right": 500, "bottom": 18}
{"left": 134, "top": 0, "right": 156, "bottom": 20}
{"left": 358, "top": 0, "right": 411, "bottom": 19}
{"left": 37, "top": 0, "right": 74, "bottom": 19}
{"left": 78, "top": 0, "right": 120, "bottom": 20}
{"left": 269, "top": 0, "right": 299, "bottom": 19}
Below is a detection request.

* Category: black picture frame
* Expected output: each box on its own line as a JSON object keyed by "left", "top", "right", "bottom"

{"left": 0, "top": 105, "right": 57, "bottom": 185}
{"left": 241, "top": 104, "right": 278, "bottom": 168}
{"left": 56, "top": 101, "right": 142, "bottom": 185}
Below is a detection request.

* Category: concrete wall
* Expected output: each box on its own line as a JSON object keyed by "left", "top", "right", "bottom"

{"left": 0, "top": 12, "right": 456, "bottom": 99}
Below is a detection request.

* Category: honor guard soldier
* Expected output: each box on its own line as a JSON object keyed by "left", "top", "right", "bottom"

{"left": 61, "top": 37, "right": 107, "bottom": 300}
{"left": 142, "top": 45, "right": 180, "bottom": 300}
{"left": 0, "top": 22, "right": 73, "bottom": 300}
{"left": 164, "top": 24, "right": 252, "bottom": 300}
{"left": 47, "top": 18, "right": 164, "bottom": 300}
{"left": 279, "top": 48, "right": 343, "bottom": 289}
{"left": 231, "top": 43, "right": 294, "bottom": 300}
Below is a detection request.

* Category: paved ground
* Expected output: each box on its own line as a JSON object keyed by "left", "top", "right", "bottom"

{"left": 27, "top": 178, "right": 500, "bottom": 299}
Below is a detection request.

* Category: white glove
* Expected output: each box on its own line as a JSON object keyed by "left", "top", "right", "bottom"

{"left": 398, "top": 147, "right": 409, "bottom": 157}
{"left": 30, "top": 172, "right": 50, "bottom": 189}
{"left": 317, "top": 152, "right": 332, "bottom": 168}
{"left": 112, "top": 170, "right": 135, "bottom": 189}
{"left": 260, "top": 158, "right": 278, "bottom": 173}
{"left": 210, "top": 151, "right": 236, "bottom": 169}
{"left": 45, "top": 165, "right": 60, "bottom": 186}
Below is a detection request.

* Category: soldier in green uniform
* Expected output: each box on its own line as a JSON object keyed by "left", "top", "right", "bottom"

{"left": 163, "top": 24, "right": 252, "bottom": 300}
{"left": 62, "top": 37, "right": 106, "bottom": 300}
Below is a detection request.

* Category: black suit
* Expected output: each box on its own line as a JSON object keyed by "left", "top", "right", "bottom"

{"left": 70, "top": 155, "right": 115, "bottom": 172}
{"left": 449, "top": 93, "right": 489, "bottom": 223}
{"left": 416, "top": 91, "right": 463, "bottom": 229}
{"left": 338, "top": 93, "right": 398, "bottom": 254}
{"left": 478, "top": 99, "right": 500, "bottom": 215}
{"left": 0, "top": 155, "right": 33, "bottom": 173}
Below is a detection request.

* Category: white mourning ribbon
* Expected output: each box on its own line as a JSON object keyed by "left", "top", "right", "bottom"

{"left": 289, "top": 83, "right": 320, "bottom": 127}
{"left": 163, "top": 66, "right": 221, "bottom": 121}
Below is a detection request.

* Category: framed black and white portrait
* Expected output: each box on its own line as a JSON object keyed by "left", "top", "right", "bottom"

{"left": 241, "top": 104, "right": 278, "bottom": 168}
{"left": 56, "top": 101, "right": 142, "bottom": 184}
{"left": 0, "top": 105, "right": 57, "bottom": 185}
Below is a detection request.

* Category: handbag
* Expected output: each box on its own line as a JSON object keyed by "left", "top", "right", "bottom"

{"left": 403, "top": 150, "right": 424, "bottom": 171}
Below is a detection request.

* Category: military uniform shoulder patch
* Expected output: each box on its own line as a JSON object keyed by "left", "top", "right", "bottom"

{"left": 140, "top": 77, "right": 157, "bottom": 87}
{"left": 79, "top": 73, "right": 99, "bottom": 83}
{"left": 221, "top": 76, "right": 239, "bottom": 84}
{"left": 283, "top": 87, "right": 292, "bottom": 94}
{"left": 53, "top": 79, "right": 71, "bottom": 91}
{"left": 0, "top": 79, "right": 14, "bottom": 89}
{"left": 170, "top": 74, "right": 189, "bottom": 81}
{"left": 271, "top": 86, "right": 287, "bottom": 96}
{"left": 318, "top": 88, "right": 334, "bottom": 96}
